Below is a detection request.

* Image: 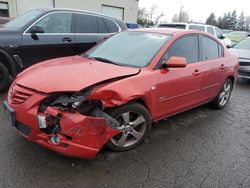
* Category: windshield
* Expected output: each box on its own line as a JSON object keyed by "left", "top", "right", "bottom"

{"left": 234, "top": 37, "right": 250, "bottom": 50}
{"left": 85, "top": 32, "right": 171, "bottom": 68}
{"left": 4, "top": 10, "right": 44, "bottom": 29}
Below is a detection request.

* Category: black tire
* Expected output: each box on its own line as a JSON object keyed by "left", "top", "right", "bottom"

{"left": 210, "top": 79, "right": 233, "bottom": 109}
{"left": 0, "top": 62, "right": 11, "bottom": 93}
{"left": 106, "top": 102, "right": 152, "bottom": 151}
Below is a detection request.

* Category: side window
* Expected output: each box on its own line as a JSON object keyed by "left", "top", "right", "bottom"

{"left": 201, "top": 36, "right": 219, "bottom": 60}
{"left": 76, "top": 14, "right": 98, "bottom": 33}
{"left": 189, "top": 25, "right": 205, "bottom": 31}
{"left": 207, "top": 27, "right": 214, "bottom": 35}
{"left": 34, "top": 12, "right": 72, "bottom": 33}
{"left": 103, "top": 18, "right": 119, "bottom": 33}
{"left": 164, "top": 36, "right": 199, "bottom": 64}
{"left": 215, "top": 28, "right": 223, "bottom": 38}
{"left": 98, "top": 18, "right": 108, "bottom": 33}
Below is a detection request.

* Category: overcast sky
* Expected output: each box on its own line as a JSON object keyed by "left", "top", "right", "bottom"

{"left": 139, "top": 0, "right": 250, "bottom": 23}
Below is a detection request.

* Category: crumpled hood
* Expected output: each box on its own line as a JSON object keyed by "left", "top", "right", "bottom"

{"left": 16, "top": 56, "right": 140, "bottom": 93}
{"left": 230, "top": 48, "right": 250, "bottom": 59}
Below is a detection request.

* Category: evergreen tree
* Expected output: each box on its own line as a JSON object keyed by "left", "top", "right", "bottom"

{"left": 217, "top": 13, "right": 228, "bottom": 29}
{"left": 206, "top": 13, "right": 217, "bottom": 26}
{"left": 246, "top": 16, "right": 250, "bottom": 31}
{"left": 228, "top": 10, "right": 237, "bottom": 30}
{"left": 236, "top": 12, "right": 246, "bottom": 31}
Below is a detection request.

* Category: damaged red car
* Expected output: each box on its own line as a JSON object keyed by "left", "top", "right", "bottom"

{"left": 3, "top": 29, "right": 238, "bottom": 159}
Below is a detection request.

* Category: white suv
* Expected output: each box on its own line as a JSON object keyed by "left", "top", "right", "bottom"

{"left": 158, "top": 23, "right": 232, "bottom": 47}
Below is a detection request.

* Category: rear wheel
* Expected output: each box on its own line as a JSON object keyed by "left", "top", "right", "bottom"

{"left": 211, "top": 79, "right": 233, "bottom": 109}
{"left": 0, "top": 62, "right": 11, "bottom": 93}
{"left": 106, "top": 103, "right": 151, "bottom": 151}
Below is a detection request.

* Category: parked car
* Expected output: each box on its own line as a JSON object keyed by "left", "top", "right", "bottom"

{"left": 3, "top": 28, "right": 238, "bottom": 159}
{"left": 126, "top": 23, "right": 142, "bottom": 29}
{"left": 158, "top": 22, "right": 232, "bottom": 47}
{"left": 230, "top": 36, "right": 250, "bottom": 80}
{"left": 0, "top": 8, "right": 127, "bottom": 92}
{"left": 225, "top": 31, "right": 249, "bottom": 46}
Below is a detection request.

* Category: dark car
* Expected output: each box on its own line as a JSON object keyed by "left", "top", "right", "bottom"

{"left": 0, "top": 8, "right": 127, "bottom": 92}
{"left": 126, "top": 23, "right": 142, "bottom": 29}
{"left": 230, "top": 36, "right": 250, "bottom": 80}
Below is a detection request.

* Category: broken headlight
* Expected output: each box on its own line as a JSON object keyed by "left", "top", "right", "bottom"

{"left": 39, "top": 89, "right": 93, "bottom": 113}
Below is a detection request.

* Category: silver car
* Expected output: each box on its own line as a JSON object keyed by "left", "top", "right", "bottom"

{"left": 230, "top": 36, "right": 250, "bottom": 80}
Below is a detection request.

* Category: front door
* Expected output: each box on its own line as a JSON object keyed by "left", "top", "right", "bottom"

{"left": 154, "top": 35, "right": 203, "bottom": 119}
{"left": 20, "top": 12, "right": 75, "bottom": 68}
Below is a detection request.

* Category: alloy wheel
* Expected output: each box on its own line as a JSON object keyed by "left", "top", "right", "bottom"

{"left": 110, "top": 111, "right": 147, "bottom": 148}
{"left": 219, "top": 81, "right": 232, "bottom": 107}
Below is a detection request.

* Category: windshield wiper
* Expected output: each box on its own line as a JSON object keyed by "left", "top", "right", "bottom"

{"left": 91, "top": 56, "right": 120, "bottom": 66}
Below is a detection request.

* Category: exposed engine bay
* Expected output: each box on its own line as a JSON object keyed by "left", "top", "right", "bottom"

{"left": 38, "top": 89, "right": 123, "bottom": 136}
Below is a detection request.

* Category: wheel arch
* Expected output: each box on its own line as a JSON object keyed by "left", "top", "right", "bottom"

{"left": 227, "top": 75, "right": 235, "bottom": 87}
{"left": 0, "top": 49, "right": 17, "bottom": 77}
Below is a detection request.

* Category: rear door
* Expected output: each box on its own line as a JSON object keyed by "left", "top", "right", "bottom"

{"left": 155, "top": 35, "right": 203, "bottom": 118}
{"left": 21, "top": 11, "right": 75, "bottom": 68}
{"left": 73, "top": 13, "right": 117, "bottom": 55}
{"left": 199, "top": 35, "right": 225, "bottom": 102}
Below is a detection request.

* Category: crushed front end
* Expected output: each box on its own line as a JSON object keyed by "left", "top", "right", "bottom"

{"left": 4, "top": 82, "right": 121, "bottom": 159}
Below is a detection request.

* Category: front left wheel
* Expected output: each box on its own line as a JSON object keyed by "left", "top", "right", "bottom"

{"left": 106, "top": 103, "right": 152, "bottom": 151}
{"left": 0, "top": 62, "right": 11, "bottom": 93}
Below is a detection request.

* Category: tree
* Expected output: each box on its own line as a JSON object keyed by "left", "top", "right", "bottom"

{"left": 245, "top": 16, "right": 250, "bottom": 31}
{"left": 228, "top": 10, "right": 237, "bottom": 30}
{"left": 217, "top": 13, "right": 228, "bottom": 29}
{"left": 137, "top": 5, "right": 164, "bottom": 27}
{"left": 172, "top": 11, "right": 190, "bottom": 22}
{"left": 154, "top": 12, "right": 164, "bottom": 25}
{"left": 206, "top": 13, "right": 217, "bottom": 26}
{"left": 236, "top": 12, "right": 246, "bottom": 31}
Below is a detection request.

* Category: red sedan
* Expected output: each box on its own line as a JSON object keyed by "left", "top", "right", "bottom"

{"left": 3, "top": 29, "right": 238, "bottom": 159}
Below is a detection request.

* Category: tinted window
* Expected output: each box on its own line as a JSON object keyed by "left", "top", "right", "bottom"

{"left": 103, "top": 18, "right": 119, "bottom": 33}
{"left": 164, "top": 36, "right": 199, "bottom": 64}
{"left": 207, "top": 27, "right": 214, "bottom": 35}
{"left": 98, "top": 18, "right": 108, "bottom": 33}
{"left": 189, "top": 25, "right": 205, "bottom": 31}
{"left": 158, "top": 24, "right": 186, "bottom": 29}
{"left": 34, "top": 12, "right": 72, "bottom": 33}
{"left": 201, "top": 36, "right": 219, "bottom": 60}
{"left": 215, "top": 28, "right": 222, "bottom": 38}
{"left": 76, "top": 14, "right": 98, "bottom": 33}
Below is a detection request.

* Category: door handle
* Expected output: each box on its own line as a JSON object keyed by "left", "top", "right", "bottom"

{"left": 63, "top": 38, "right": 72, "bottom": 43}
{"left": 192, "top": 69, "right": 200, "bottom": 76}
{"left": 220, "top": 64, "right": 225, "bottom": 69}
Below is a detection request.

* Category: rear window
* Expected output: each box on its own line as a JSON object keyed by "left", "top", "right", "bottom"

{"left": 189, "top": 25, "right": 205, "bottom": 31}
{"left": 103, "top": 18, "right": 119, "bottom": 33}
{"left": 207, "top": 27, "right": 214, "bottom": 35}
{"left": 158, "top": 24, "right": 186, "bottom": 29}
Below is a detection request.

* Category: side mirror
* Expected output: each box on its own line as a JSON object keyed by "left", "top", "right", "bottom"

{"left": 226, "top": 44, "right": 232, "bottom": 48}
{"left": 30, "top": 25, "right": 44, "bottom": 34}
{"left": 219, "top": 34, "right": 225, "bottom": 39}
{"left": 165, "top": 56, "right": 187, "bottom": 68}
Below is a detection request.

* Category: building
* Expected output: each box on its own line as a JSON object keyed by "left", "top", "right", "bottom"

{"left": 0, "top": 0, "right": 139, "bottom": 23}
